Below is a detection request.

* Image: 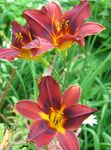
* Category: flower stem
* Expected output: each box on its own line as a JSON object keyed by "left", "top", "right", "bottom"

{"left": 62, "top": 50, "right": 68, "bottom": 88}
{"left": 30, "top": 61, "right": 38, "bottom": 100}
{"left": 0, "top": 30, "right": 10, "bottom": 45}
{"left": 39, "top": 57, "right": 49, "bottom": 67}
{"left": 39, "top": 58, "right": 64, "bottom": 86}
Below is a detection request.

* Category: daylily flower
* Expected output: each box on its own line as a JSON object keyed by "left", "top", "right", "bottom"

{"left": 16, "top": 76, "right": 97, "bottom": 150}
{"left": 0, "top": 21, "right": 53, "bottom": 61}
{"left": 23, "top": 0, "right": 105, "bottom": 51}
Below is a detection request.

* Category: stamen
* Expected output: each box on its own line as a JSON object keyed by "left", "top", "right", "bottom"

{"left": 65, "top": 20, "right": 70, "bottom": 29}
{"left": 15, "top": 32, "right": 23, "bottom": 41}
{"left": 48, "top": 107, "right": 65, "bottom": 133}
{"left": 59, "top": 19, "right": 65, "bottom": 31}
{"left": 52, "top": 15, "right": 58, "bottom": 37}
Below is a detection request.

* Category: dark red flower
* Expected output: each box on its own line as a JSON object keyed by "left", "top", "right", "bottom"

{"left": 23, "top": 0, "right": 105, "bottom": 50}
{"left": 16, "top": 76, "right": 97, "bottom": 149}
{"left": 0, "top": 21, "right": 54, "bottom": 61}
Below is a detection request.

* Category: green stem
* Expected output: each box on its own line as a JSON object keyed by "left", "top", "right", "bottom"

{"left": 39, "top": 57, "right": 49, "bottom": 67}
{"left": 62, "top": 49, "right": 68, "bottom": 87}
{"left": 0, "top": 30, "right": 10, "bottom": 45}
{"left": 39, "top": 58, "right": 64, "bottom": 86}
{"left": 30, "top": 61, "right": 38, "bottom": 100}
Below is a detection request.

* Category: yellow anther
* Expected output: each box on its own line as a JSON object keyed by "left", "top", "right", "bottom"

{"left": 48, "top": 107, "right": 65, "bottom": 133}
{"left": 15, "top": 32, "right": 23, "bottom": 41}
{"left": 65, "top": 20, "right": 70, "bottom": 28}
{"left": 58, "top": 19, "right": 65, "bottom": 31}
{"left": 40, "top": 106, "right": 65, "bottom": 134}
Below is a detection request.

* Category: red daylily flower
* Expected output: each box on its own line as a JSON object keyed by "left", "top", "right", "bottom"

{"left": 16, "top": 76, "right": 97, "bottom": 150}
{"left": 0, "top": 21, "right": 54, "bottom": 61}
{"left": 23, "top": 0, "right": 105, "bottom": 50}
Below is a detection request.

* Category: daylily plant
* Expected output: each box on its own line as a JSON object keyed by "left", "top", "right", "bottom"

{"left": 23, "top": 0, "right": 105, "bottom": 50}
{"left": 16, "top": 76, "right": 97, "bottom": 150}
{"left": 0, "top": 21, "right": 53, "bottom": 61}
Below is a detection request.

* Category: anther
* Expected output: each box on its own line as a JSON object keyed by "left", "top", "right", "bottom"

{"left": 15, "top": 32, "right": 23, "bottom": 41}
{"left": 65, "top": 20, "right": 70, "bottom": 28}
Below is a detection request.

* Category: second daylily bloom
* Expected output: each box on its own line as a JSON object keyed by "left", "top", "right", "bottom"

{"left": 0, "top": 21, "right": 53, "bottom": 61}
{"left": 16, "top": 76, "right": 97, "bottom": 150}
{"left": 23, "top": 0, "right": 105, "bottom": 50}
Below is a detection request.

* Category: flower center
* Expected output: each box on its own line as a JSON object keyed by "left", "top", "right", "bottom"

{"left": 52, "top": 18, "right": 72, "bottom": 49}
{"left": 40, "top": 107, "right": 65, "bottom": 134}
{"left": 48, "top": 107, "right": 65, "bottom": 133}
{"left": 49, "top": 107, "right": 63, "bottom": 126}
{"left": 57, "top": 19, "right": 70, "bottom": 34}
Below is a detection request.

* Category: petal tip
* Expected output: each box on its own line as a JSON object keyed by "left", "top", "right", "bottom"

{"left": 92, "top": 108, "right": 98, "bottom": 113}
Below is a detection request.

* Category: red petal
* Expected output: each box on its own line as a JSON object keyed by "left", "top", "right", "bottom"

{"left": 63, "top": 1, "right": 90, "bottom": 33}
{"left": 38, "top": 76, "right": 61, "bottom": 113}
{"left": 74, "top": 35, "right": 85, "bottom": 46}
{"left": 58, "top": 34, "right": 85, "bottom": 49}
{"left": 23, "top": 39, "right": 40, "bottom": 49}
{"left": 58, "top": 34, "right": 75, "bottom": 50}
{"left": 34, "top": 37, "right": 54, "bottom": 56}
{"left": 29, "top": 120, "right": 56, "bottom": 147}
{"left": 24, "top": 37, "right": 54, "bottom": 56}
{"left": 63, "top": 104, "right": 98, "bottom": 130}
{"left": 16, "top": 100, "right": 41, "bottom": 120}
{"left": 62, "top": 85, "right": 81, "bottom": 106}
{"left": 79, "top": 22, "right": 105, "bottom": 37}
{"left": 23, "top": 10, "right": 55, "bottom": 42}
{"left": 11, "top": 21, "right": 31, "bottom": 49}
{"left": 41, "top": 2, "right": 62, "bottom": 18}
{"left": 0, "top": 48, "right": 20, "bottom": 61}
{"left": 41, "top": 2, "right": 62, "bottom": 23}
{"left": 57, "top": 131, "right": 79, "bottom": 150}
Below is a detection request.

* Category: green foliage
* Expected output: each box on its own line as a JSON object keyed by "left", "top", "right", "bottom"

{"left": 0, "top": 0, "right": 111, "bottom": 150}
{"left": 0, "top": 123, "right": 5, "bottom": 141}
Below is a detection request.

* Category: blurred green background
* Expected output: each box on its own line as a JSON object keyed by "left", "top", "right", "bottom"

{"left": 0, "top": 0, "right": 111, "bottom": 150}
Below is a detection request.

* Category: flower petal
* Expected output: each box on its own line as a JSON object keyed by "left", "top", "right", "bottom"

{"left": 58, "top": 35, "right": 75, "bottom": 50}
{"left": 33, "top": 37, "right": 54, "bottom": 56}
{"left": 24, "top": 37, "right": 54, "bottom": 56}
{"left": 23, "top": 10, "right": 55, "bottom": 42}
{"left": 11, "top": 21, "right": 31, "bottom": 49}
{"left": 29, "top": 120, "right": 56, "bottom": 147}
{"left": 38, "top": 76, "right": 61, "bottom": 113}
{"left": 0, "top": 48, "right": 20, "bottom": 61}
{"left": 63, "top": 104, "right": 98, "bottom": 130}
{"left": 79, "top": 22, "right": 105, "bottom": 37}
{"left": 74, "top": 34, "right": 85, "bottom": 46}
{"left": 57, "top": 131, "right": 79, "bottom": 150}
{"left": 15, "top": 100, "right": 41, "bottom": 120}
{"left": 23, "top": 39, "right": 40, "bottom": 49}
{"left": 41, "top": 2, "right": 62, "bottom": 23}
{"left": 63, "top": 1, "right": 90, "bottom": 34}
{"left": 62, "top": 85, "right": 81, "bottom": 106}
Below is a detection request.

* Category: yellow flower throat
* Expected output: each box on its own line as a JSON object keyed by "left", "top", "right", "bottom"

{"left": 40, "top": 107, "right": 65, "bottom": 134}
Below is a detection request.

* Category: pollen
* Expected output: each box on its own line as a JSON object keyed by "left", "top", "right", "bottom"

{"left": 65, "top": 20, "right": 70, "bottom": 28}
{"left": 52, "top": 18, "right": 71, "bottom": 47}
{"left": 40, "top": 107, "right": 65, "bottom": 134}
{"left": 59, "top": 19, "right": 70, "bottom": 30}
{"left": 48, "top": 107, "right": 65, "bottom": 133}
{"left": 15, "top": 32, "right": 23, "bottom": 41}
